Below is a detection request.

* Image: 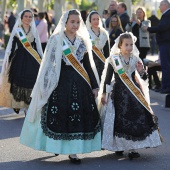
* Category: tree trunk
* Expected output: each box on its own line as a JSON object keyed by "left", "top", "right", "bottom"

{"left": 17, "top": 0, "right": 25, "bottom": 13}
{"left": 38, "top": 0, "right": 47, "bottom": 12}
{"left": 54, "top": 0, "right": 65, "bottom": 25}
{"left": 1, "top": 0, "right": 7, "bottom": 22}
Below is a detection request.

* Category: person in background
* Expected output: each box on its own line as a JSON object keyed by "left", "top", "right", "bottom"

{"left": 37, "top": 12, "right": 48, "bottom": 52}
{"left": 8, "top": 12, "right": 16, "bottom": 33}
{"left": 44, "top": 12, "right": 53, "bottom": 36}
{"left": 148, "top": 11, "right": 160, "bottom": 55}
{"left": 0, "top": 18, "right": 4, "bottom": 48}
{"left": 102, "top": 10, "right": 109, "bottom": 29}
{"left": 109, "top": 15, "right": 123, "bottom": 47}
{"left": 126, "top": 7, "right": 150, "bottom": 61}
{"left": 142, "top": 0, "right": 170, "bottom": 94}
{"left": 80, "top": 10, "right": 87, "bottom": 23}
{"left": 117, "top": 2, "right": 130, "bottom": 31}
{"left": 105, "top": 0, "right": 118, "bottom": 30}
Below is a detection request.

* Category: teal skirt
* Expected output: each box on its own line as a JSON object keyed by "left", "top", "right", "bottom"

{"left": 20, "top": 110, "right": 101, "bottom": 155}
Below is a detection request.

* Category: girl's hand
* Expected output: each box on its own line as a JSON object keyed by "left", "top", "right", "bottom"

{"left": 92, "top": 89, "right": 98, "bottom": 99}
{"left": 101, "top": 93, "right": 107, "bottom": 105}
{"left": 136, "top": 61, "right": 143, "bottom": 73}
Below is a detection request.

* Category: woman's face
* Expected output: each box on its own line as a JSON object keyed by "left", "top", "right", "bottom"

{"left": 65, "top": 14, "right": 80, "bottom": 34}
{"left": 136, "top": 9, "right": 145, "bottom": 20}
{"left": 120, "top": 38, "right": 133, "bottom": 55}
{"left": 21, "top": 12, "right": 33, "bottom": 25}
{"left": 90, "top": 13, "right": 100, "bottom": 28}
{"left": 111, "top": 17, "right": 118, "bottom": 27}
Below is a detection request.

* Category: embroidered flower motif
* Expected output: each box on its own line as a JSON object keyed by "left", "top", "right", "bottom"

{"left": 51, "top": 106, "right": 58, "bottom": 114}
{"left": 71, "top": 102, "right": 79, "bottom": 111}
{"left": 91, "top": 104, "right": 95, "bottom": 111}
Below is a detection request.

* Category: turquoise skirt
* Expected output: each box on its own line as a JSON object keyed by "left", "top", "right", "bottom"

{"left": 20, "top": 110, "right": 101, "bottom": 155}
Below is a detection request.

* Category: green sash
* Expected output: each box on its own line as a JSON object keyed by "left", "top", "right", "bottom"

{"left": 62, "top": 39, "right": 91, "bottom": 87}
{"left": 111, "top": 55, "right": 152, "bottom": 113}
{"left": 16, "top": 27, "right": 41, "bottom": 64}
{"left": 90, "top": 35, "right": 106, "bottom": 63}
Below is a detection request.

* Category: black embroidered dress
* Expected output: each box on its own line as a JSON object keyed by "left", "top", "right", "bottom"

{"left": 20, "top": 35, "right": 101, "bottom": 154}
{"left": 101, "top": 55, "right": 162, "bottom": 151}
{"left": 8, "top": 32, "right": 40, "bottom": 106}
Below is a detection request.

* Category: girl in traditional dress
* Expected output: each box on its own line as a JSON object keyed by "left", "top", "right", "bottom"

{"left": 99, "top": 32, "right": 162, "bottom": 159}
{"left": 0, "top": 9, "right": 43, "bottom": 114}
{"left": 20, "top": 9, "right": 101, "bottom": 164}
{"left": 86, "top": 11, "right": 110, "bottom": 81}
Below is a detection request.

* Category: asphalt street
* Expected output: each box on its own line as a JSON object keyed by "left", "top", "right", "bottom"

{"left": 0, "top": 49, "right": 170, "bottom": 170}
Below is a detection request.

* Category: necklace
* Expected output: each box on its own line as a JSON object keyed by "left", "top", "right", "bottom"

{"left": 21, "top": 25, "right": 31, "bottom": 35}
{"left": 91, "top": 27, "right": 100, "bottom": 37}
{"left": 64, "top": 32, "right": 76, "bottom": 45}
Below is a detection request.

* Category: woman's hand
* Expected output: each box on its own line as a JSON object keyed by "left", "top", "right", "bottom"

{"left": 136, "top": 61, "right": 143, "bottom": 73}
{"left": 92, "top": 89, "right": 98, "bottom": 99}
{"left": 101, "top": 93, "right": 107, "bottom": 105}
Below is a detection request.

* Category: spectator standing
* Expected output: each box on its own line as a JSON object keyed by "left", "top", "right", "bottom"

{"left": 44, "top": 12, "right": 53, "bottom": 36}
{"left": 117, "top": 2, "right": 130, "bottom": 31}
{"left": 148, "top": 11, "right": 160, "bottom": 55}
{"left": 37, "top": 12, "right": 48, "bottom": 52}
{"left": 109, "top": 15, "right": 124, "bottom": 47}
{"left": 143, "top": 0, "right": 170, "bottom": 93}
{"left": 8, "top": 12, "right": 16, "bottom": 33}
{"left": 0, "top": 18, "right": 4, "bottom": 48}
{"left": 126, "top": 7, "right": 150, "bottom": 61}
{"left": 105, "top": 0, "right": 118, "bottom": 30}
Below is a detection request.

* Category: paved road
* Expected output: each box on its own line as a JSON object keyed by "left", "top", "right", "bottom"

{"left": 0, "top": 49, "right": 170, "bottom": 170}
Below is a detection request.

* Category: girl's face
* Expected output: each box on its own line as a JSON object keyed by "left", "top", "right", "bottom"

{"left": 120, "top": 38, "right": 133, "bottom": 55}
{"left": 65, "top": 14, "right": 80, "bottom": 34}
{"left": 22, "top": 12, "right": 33, "bottom": 25}
{"left": 90, "top": 14, "right": 100, "bottom": 28}
{"left": 111, "top": 17, "right": 118, "bottom": 27}
{"left": 136, "top": 9, "right": 145, "bottom": 20}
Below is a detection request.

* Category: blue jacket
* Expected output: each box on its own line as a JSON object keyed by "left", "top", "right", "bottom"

{"left": 148, "top": 9, "right": 170, "bottom": 45}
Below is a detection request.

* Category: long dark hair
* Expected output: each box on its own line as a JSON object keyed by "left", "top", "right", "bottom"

{"left": 21, "top": 10, "right": 33, "bottom": 19}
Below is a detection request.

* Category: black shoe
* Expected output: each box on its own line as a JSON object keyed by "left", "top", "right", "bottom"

{"left": 154, "top": 85, "right": 161, "bottom": 90}
{"left": 128, "top": 152, "right": 140, "bottom": 160}
{"left": 68, "top": 155, "right": 81, "bottom": 164}
{"left": 13, "top": 108, "right": 20, "bottom": 114}
{"left": 115, "top": 151, "right": 124, "bottom": 156}
{"left": 55, "top": 154, "right": 59, "bottom": 156}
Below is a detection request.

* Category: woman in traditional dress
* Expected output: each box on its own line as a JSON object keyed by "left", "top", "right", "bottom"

{"left": 86, "top": 11, "right": 110, "bottom": 81}
{"left": 20, "top": 9, "right": 101, "bottom": 164}
{"left": 99, "top": 32, "right": 162, "bottom": 159}
{"left": 0, "top": 9, "right": 43, "bottom": 114}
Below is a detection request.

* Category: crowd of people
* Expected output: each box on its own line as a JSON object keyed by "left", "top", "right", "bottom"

{"left": 0, "top": 0, "right": 169, "bottom": 165}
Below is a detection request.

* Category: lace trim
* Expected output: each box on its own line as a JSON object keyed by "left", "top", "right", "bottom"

{"left": 115, "top": 120, "right": 158, "bottom": 141}
{"left": 10, "top": 83, "right": 32, "bottom": 105}
{"left": 41, "top": 102, "right": 101, "bottom": 140}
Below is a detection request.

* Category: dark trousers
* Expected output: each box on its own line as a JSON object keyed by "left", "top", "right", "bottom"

{"left": 159, "top": 44, "right": 170, "bottom": 89}
{"left": 41, "top": 42, "right": 47, "bottom": 52}
{"left": 139, "top": 47, "right": 150, "bottom": 61}
{"left": 148, "top": 66, "right": 161, "bottom": 88}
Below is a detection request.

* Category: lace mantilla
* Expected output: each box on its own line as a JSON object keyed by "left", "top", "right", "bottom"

{"left": 88, "top": 28, "right": 108, "bottom": 50}
{"left": 62, "top": 35, "right": 87, "bottom": 65}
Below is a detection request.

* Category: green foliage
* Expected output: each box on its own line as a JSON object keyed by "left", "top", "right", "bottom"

{"left": 7, "top": 0, "right": 17, "bottom": 9}
{"left": 132, "top": 0, "right": 141, "bottom": 5}
{"left": 79, "top": 0, "right": 96, "bottom": 11}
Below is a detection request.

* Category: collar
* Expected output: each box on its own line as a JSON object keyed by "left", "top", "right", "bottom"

{"left": 119, "top": 11, "right": 127, "bottom": 17}
{"left": 162, "top": 8, "right": 170, "bottom": 15}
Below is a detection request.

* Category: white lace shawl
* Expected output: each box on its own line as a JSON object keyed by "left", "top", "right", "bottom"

{"left": 86, "top": 11, "right": 110, "bottom": 50}
{"left": 28, "top": 9, "right": 100, "bottom": 122}
{"left": 1, "top": 9, "right": 43, "bottom": 75}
